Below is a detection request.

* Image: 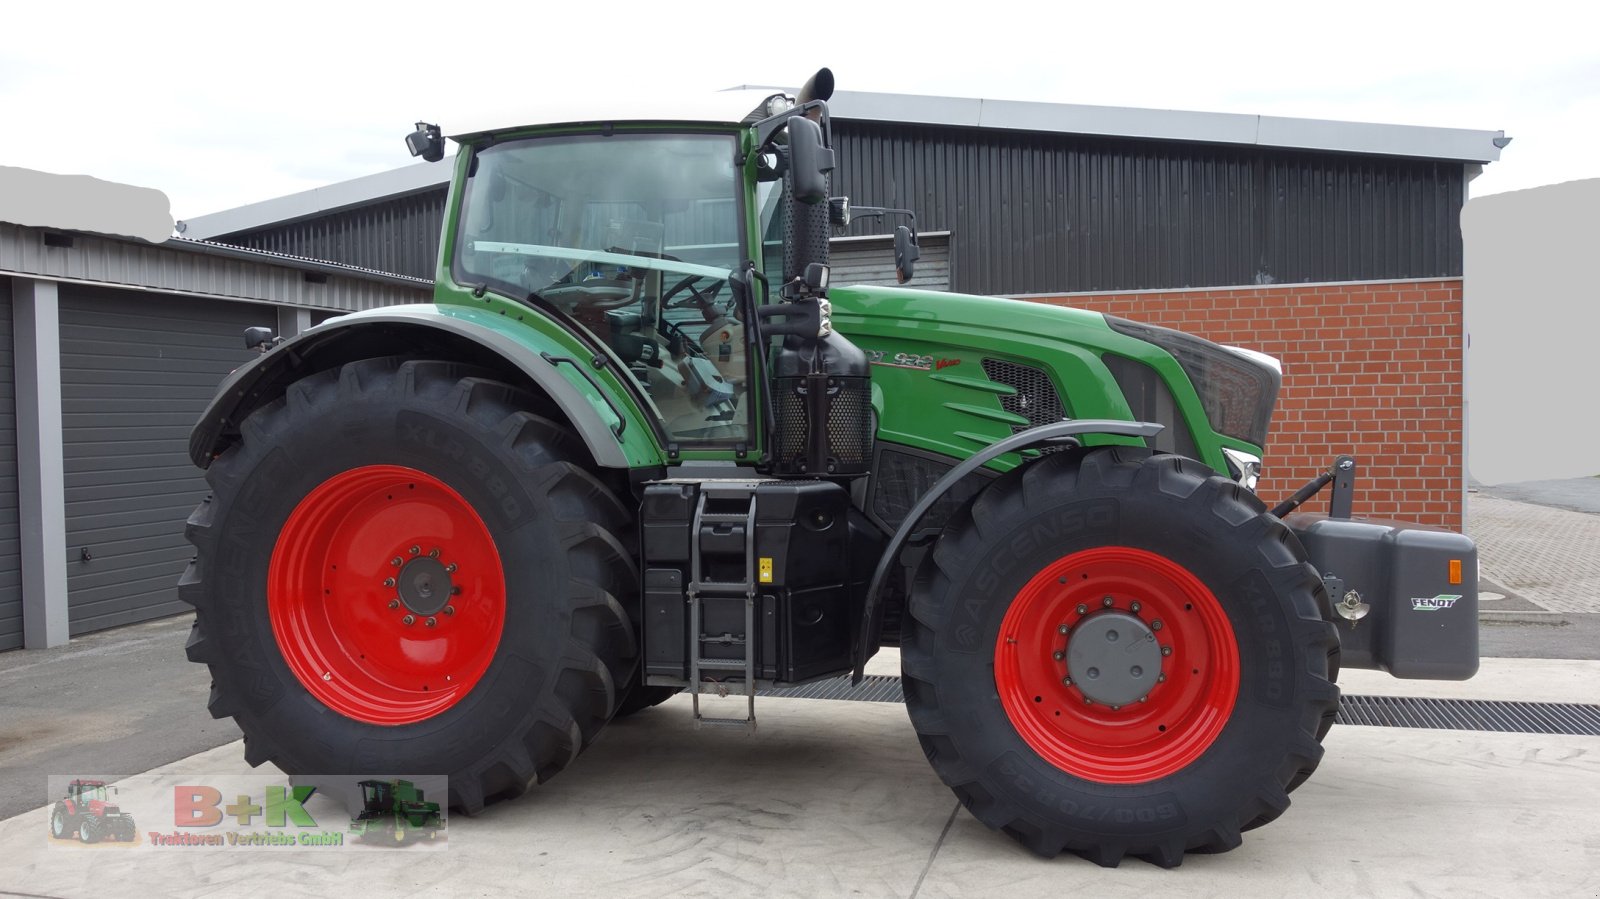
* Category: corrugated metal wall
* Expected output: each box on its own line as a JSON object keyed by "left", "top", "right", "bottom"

{"left": 222, "top": 186, "right": 448, "bottom": 281}
{"left": 0, "top": 280, "right": 19, "bottom": 651}
{"left": 209, "top": 124, "right": 1466, "bottom": 295}
{"left": 59, "top": 286, "right": 272, "bottom": 636}
{"left": 829, "top": 121, "right": 1465, "bottom": 293}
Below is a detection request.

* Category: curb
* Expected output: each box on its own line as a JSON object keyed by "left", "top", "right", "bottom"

{"left": 1480, "top": 610, "right": 1569, "bottom": 625}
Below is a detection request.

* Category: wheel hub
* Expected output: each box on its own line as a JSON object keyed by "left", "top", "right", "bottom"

{"left": 1065, "top": 610, "right": 1162, "bottom": 707}
{"left": 397, "top": 556, "right": 453, "bottom": 616}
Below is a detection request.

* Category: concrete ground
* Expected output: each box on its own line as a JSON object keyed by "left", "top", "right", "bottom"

{"left": 2, "top": 658, "right": 1597, "bottom": 898}
{"left": 0, "top": 615, "right": 240, "bottom": 821}
{"left": 1477, "top": 475, "right": 1600, "bottom": 516}
{"left": 2, "top": 484, "right": 1598, "bottom": 896}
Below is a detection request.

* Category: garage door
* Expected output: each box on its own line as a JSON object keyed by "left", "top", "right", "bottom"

{"left": 0, "top": 280, "right": 20, "bottom": 651}
{"left": 60, "top": 287, "right": 273, "bottom": 636}
{"left": 830, "top": 232, "right": 950, "bottom": 292}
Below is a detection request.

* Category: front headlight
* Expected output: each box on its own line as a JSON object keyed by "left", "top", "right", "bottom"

{"left": 1220, "top": 447, "right": 1262, "bottom": 491}
{"left": 1105, "top": 317, "right": 1281, "bottom": 447}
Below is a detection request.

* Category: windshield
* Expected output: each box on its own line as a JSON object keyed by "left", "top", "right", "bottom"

{"left": 456, "top": 132, "right": 751, "bottom": 443}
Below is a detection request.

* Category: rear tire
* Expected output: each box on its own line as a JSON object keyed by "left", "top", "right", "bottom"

{"left": 613, "top": 684, "right": 680, "bottom": 718}
{"left": 50, "top": 804, "right": 74, "bottom": 840}
{"left": 182, "top": 358, "right": 639, "bottom": 813}
{"left": 902, "top": 447, "right": 1338, "bottom": 867}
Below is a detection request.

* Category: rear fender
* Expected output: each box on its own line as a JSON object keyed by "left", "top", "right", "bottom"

{"left": 188, "top": 304, "right": 665, "bottom": 470}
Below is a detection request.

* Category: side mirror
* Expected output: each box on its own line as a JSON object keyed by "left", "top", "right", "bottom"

{"left": 244, "top": 326, "right": 276, "bottom": 350}
{"left": 786, "top": 116, "right": 834, "bottom": 205}
{"left": 405, "top": 122, "right": 445, "bottom": 163}
{"left": 894, "top": 225, "right": 920, "bottom": 283}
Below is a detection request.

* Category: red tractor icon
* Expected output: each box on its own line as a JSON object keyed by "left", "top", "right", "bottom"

{"left": 50, "top": 780, "right": 137, "bottom": 843}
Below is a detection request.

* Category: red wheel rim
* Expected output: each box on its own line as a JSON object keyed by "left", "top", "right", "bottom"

{"left": 993, "top": 546, "right": 1239, "bottom": 783}
{"left": 269, "top": 465, "right": 506, "bottom": 725}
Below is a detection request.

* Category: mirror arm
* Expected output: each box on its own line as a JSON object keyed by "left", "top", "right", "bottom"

{"left": 846, "top": 206, "right": 918, "bottom": 233}
{"left": 750, "top": 100, "right": 832, "bottom": 150}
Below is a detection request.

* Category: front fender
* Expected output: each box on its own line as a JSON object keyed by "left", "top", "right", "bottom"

{"left": 188, "top": 304, "right": 665, "bottom": 470}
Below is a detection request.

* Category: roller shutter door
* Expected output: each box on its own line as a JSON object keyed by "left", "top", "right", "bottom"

{"left": 0, "top": 281, "right": 20, "bottom": 651}
{"left": 60, "top": 287, "right": 272, "bottom": 635}
{"left": 830, "top": 233, "right": 951, "bottom": 292}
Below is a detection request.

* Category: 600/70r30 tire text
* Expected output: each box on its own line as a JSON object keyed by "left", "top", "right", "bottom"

{"left": 181, "top": 358, "right": 638, "bottom": 812}
{"left": 902, "top": 447, "right": 1339, "bottom": 867}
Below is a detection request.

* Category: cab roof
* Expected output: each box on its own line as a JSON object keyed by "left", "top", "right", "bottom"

{"left": 447, "top": 89, "right": 781, "bottom": 141}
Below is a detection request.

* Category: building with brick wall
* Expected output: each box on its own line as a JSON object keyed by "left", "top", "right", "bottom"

{"left": 179, "top": 90, "right": 1505, "bottom": 529}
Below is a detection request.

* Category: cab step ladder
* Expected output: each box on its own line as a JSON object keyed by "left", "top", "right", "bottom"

{"left": 686, "top": 484, "right": 758, "bottom": 730}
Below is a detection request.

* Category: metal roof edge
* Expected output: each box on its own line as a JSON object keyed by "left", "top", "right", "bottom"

{"left": 827, "top": 90, "right": 1505, "bottom": 164}
{"left": 0, "top": 222, "right": 431, "bottom": 312}
{"left": 178, "top": 158, "right": 453, "bottom": 240}
{"left": 162, "top": 236, "right": 434, "bottom": 288}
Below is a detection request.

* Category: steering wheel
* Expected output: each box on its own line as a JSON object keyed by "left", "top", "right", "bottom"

{"left": 662, "top": 275, "right": 729, "bottom": 320}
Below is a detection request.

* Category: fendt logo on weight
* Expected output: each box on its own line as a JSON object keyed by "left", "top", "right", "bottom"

{"left": 1411, "top": 594, "right": 1463, "bottom": 612}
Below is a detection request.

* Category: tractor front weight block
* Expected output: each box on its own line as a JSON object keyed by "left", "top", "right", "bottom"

{"left": 1286, "top": 513, "right": 1479, "bottom": 680}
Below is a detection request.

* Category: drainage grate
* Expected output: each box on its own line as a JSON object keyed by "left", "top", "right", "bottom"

{"left": 756, "top": 676, "right": 1600, "bottom": 737}
{"left": 1335, "top": 694, "right": 1600, "bottom": 736}
{"left": 765, "top": 675, "right": 906, "bottom": 704}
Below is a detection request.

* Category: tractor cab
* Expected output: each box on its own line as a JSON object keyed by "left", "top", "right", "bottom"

{"left": 455, "top": 131, "right": 752, "bottom": 443}
{"left": 67, "top": 780, "right": 110, "bottom": 804}
{"left": 356, "top": 779, "right": 393, "bottom": 818}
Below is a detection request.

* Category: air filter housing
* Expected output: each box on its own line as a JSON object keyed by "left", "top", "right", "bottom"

{"left": 769, "top": 334, "right": 871, "bottom": 477}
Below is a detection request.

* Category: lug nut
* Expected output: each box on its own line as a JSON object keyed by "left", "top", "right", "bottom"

{"left": 445, "top": 563, "right": 457, "bottom": 574}
{"left": 1058, "top": 624, "right": 1069, "bottom": 634}
{"left": 391, "top": 557, "right": 403, "bottom": 567}
{"left": 1102, "top": 596, "right": 1114, "bottom": 608}
{"left": 1151, "top": 620, "right": 1163, "bottom": 631}
{"left": 387, "top": 599, "right": 400, "bottom": 610}
{"left": 1076, "top": 604, "right": 1088, "bottom": 616}
{"left": 1160, "top": 646, "right": 1172, "bottom": 657}
{"left": 1053, "top": 650, "right": 1066, "bottom": 661}
{"left": 402, "top": 615, "right": 415, "bottom": 626}
{"left": 1110, "top": 704, "right": 1121, "bottom": 711}
{"left": 443, "top": 605, "right": 455, "bottom": 616}
{"left": 451, "top": 586, "right": 462, "bottom": 596}
{"left": 1084, "top": 697, "right": 1094, "bottom": 705}
{"left": 429, "top": 548, "right": 441, "bottom": 558}
{"left": 409, "top": 546, "right": 420, "bottom": 556}
{"left": 1157, "top": 673, "right": 1167, "bottom": 683}
{"left": 1138, "top": 696, "right": 1148, "bottom": 703}
{"left": 383, "top": 577, "right": 396, "bottom": 588}
{"left": 425, "top": 617, "right": 437, "bottom": 628}
{"left": 1130, "top": 601, "right": 1141, "bottom": 614}
{"left": 1062, "top": 677, "right": 1072, "bottom": 686}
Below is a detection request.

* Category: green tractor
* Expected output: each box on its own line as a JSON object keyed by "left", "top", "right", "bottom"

{"left": 183, "top": 69, "right": 1478, "bottom": 867}
{"left": 349, "top": 779, "right": 444, "bottom": 844}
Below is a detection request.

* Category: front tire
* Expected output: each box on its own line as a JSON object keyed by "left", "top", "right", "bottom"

{"left": 902, "top": 447, "right": 1338, "bottom": 867}
{"left": 182, "top": 358, "right": 639, "bottom": 812}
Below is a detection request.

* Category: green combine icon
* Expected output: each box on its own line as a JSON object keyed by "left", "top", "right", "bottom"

{"left": 348, "top": 780, "right": 444, "bottom": 844}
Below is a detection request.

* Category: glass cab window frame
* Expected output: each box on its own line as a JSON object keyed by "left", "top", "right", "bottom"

{"left": 451, "top": 129, "right": 754, "bottom": 448}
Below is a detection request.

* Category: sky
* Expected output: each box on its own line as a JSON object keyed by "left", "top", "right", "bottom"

{"left": 3, "top": 0, "right": 1597, "bottom": 220}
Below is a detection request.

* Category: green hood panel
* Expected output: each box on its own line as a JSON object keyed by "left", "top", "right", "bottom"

{"left": 829, "top": 285, "right": 1236, "bottom": 473}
